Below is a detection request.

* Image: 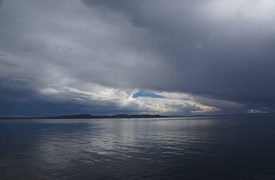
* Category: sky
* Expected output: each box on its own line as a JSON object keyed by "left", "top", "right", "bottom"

{"left": 0, "top": 0, "right": 275, "bottom": 116}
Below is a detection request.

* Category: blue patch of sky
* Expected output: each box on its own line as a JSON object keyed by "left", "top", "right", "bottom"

{"left": 132, "top": 91, "right": 166, "bottom": 99}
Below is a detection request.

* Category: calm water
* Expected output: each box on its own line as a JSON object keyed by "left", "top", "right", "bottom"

{"left": 1, "top": 115, "right": 275, "bottom": 179}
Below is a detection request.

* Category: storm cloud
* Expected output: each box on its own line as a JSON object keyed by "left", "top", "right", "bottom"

{"left": 0, "top": 0, "right": 274, "bottom": 116}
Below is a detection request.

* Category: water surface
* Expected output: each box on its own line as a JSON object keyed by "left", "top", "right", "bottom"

{"left": 1, "top": 115, "right": 275, "bottom": 179}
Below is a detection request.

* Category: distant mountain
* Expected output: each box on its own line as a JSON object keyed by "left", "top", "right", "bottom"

{"left": 1, "top": 113, "right": 275, "bottom": 120}
{"left": 51, "top": 114, "right": 164, "bottom": 119}
{"left": 111, "top": 114, "right": 163, "bottom": 118}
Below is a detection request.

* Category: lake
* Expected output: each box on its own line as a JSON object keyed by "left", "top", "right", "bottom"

{"left": 1, "top": 115, "right": 275, "bottom": 179}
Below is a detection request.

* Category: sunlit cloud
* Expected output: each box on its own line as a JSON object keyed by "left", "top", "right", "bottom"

{"left": 207, "top": 0, "right": 275, "bottom": 22}
{"left": 40, "top": 83, "right": 219, "bottom": 115}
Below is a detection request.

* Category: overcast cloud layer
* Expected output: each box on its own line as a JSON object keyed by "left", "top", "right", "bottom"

{"left": 0, "top": 0, "right": 274, "bottom": 116}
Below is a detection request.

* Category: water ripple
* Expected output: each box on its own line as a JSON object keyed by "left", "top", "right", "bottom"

{"left": 1, "top": 117, "right": 275, "bottom": 179}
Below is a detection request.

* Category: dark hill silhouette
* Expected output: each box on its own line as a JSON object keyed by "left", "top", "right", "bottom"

{"left": 51, "top": 114, "right": 164, "bottom": 119}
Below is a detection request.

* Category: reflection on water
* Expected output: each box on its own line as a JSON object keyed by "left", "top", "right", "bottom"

{"left": 1, "top": 116, "right": 275, "bottom": 179}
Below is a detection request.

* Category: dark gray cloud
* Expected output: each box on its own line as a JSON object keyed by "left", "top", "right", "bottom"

{"left": 82, "top": 0, "right": 275, "bottom": 109}
{"left": 0, "top": 0, "right": 275, "bottom": 116}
